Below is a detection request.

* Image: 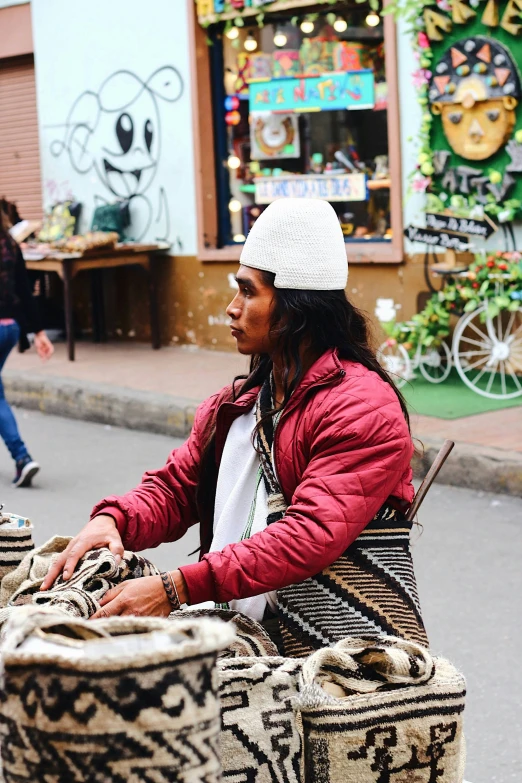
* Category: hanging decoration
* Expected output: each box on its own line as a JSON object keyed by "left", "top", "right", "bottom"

{"left": 195, "top": 0, "right": 351, "bottom": 27}
{"left": 225, "top": 110, "right": 241, "bottom": 125}
{"left": 249, "top": 53, "right": 273, "bottom": 81}
{"left": 385, "top": 0, "right": 522, "bottom": 222}
{"left": 250, "top": 113, "right": 300, "bottom": 159}
{"left": 429, "top": 37, "right": 520, "bottom": 161}
{"left": 272, "top": 49, "right": 300, "bottom": 79}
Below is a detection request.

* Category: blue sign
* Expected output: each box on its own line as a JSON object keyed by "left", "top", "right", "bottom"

{"left": 250, "top": 70, "right": 375, "bottom": 114}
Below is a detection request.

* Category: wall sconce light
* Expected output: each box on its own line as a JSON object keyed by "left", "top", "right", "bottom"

{"left": 273, "top": 28, "right": 288, "bottom": 47}
{"left": 227, "top": 154, "right": 241, "bottom": 170}
{"left": 226, "top": 25, "right": 239, "bottom": 39}
{"left": 333, "top": 16, "right": 348, "bottom": 32}
{"left": 229, "top": 198, "right": 243, "bottom": 213}
{"left": 244, "top": 33, "right": 258, "bottom": 51}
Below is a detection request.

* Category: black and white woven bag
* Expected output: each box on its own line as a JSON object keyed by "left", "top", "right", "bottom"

{"left": 0, "top": 607, "right": 235, "bottom": 783}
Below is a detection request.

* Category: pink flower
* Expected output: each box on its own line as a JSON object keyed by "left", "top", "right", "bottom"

{"left": 436, "top": 0, "right": 451, "bottom": 10}
{"left": 418, "top": 32, "right": 430, "bottom": 49}
{"left": 412, "top": 175, "right": 431, "bottom": 193}
{"left": 412, "top": 68, "right": 432, "bottom": 88}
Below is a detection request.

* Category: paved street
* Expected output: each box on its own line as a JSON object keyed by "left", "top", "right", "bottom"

{"left": 0, "top": 408, "right": 519, "bottom": 783}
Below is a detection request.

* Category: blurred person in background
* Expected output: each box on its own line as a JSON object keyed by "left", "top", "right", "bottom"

{"left": 0, "top": 205, "right": 53, "bottom": 487}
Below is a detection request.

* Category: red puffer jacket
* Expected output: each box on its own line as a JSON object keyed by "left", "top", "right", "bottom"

{"left": 91, "top": 349, "right": 414, "bottom": 605}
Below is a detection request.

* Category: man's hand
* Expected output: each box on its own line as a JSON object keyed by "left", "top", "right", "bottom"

{"left": 40, "top": 515, "right": 124, "bottom": 591}
{"left": 90, "top": 575, "right": 172, "bottom": 619}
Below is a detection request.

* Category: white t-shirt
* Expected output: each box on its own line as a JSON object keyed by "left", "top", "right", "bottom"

{"left": 196, "top": 407, "right": 277, "bottom": 621}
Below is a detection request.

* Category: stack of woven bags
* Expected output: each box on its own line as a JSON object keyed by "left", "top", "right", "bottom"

{"left": 0, "top": 512, "right": 467, "bottom": 783}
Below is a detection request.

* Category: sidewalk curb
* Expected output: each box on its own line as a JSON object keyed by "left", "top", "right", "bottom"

{"left": 4, "top": 370, "right": 522, "bottom": 498}
{"left": 412, "top": 438, "right": 522, "bottom": 498}
{"left": 3, "top": 371, "right": 197, "bottom": 440}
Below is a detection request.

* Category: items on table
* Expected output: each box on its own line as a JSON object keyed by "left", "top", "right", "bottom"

{"left": 50, "top": 231, "right": 120, "bottom": 254}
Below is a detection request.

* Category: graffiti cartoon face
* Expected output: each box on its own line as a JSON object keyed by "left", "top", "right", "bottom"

{"left": 95, "top": 81, "right": 161, "bottom": 197}
{"left": 52, "top": 66, "right": 183, "bottom": 199}
{"left": 430, "top": 38, "right": 521, "bottom": 161}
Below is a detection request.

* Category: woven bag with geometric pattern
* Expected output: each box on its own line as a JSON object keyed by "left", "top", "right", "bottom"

{"left": 218, "top": 656, "right": 304, "bottom": 783}
{"left": 174, "top": 607, "right": 279, "bottom": 658}
{"left": 0, "top": 607, "right": 235, "bottom": 783}
{"left": 255, "top": 379, "right": 429, "bottom": 658}
{"left": 0, "top": 512, "right": 33, "bottom": 583}
{"left": 296, "top": 636, "right": 467, "bottom": 783}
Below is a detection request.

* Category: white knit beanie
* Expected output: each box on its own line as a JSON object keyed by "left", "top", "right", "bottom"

{"left": 240, "top": 198, "right": 348, "bottom": 290}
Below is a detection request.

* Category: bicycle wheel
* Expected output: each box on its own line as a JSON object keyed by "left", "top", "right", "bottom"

{"left": 419, "top": 341, "right": 452, "bottom": 384}
{"left": 453, "top": 304, "right": 522, "bottom": 399}
{"left": 377, "top": 340, "right": 411, "bottom": 389}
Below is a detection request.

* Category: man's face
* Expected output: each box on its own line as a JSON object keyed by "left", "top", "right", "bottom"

{"left": 226, "top": 265, "right": 277, "bottom": 355}
{"left": 439, "top": 98, "right": 516, "bottom": 160}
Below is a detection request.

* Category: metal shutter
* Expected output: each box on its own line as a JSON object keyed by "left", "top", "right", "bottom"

{"left": 0, "top": 55, "right": 42, "bottom": 220}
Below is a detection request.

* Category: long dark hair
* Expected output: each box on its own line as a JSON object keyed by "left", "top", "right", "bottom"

{"left": 195, "top": 272, "right": 410, "bottom": 539}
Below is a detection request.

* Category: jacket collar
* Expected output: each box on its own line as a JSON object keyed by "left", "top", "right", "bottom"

{"left": 214, "top": 348, "right": 343, "bottom": 460}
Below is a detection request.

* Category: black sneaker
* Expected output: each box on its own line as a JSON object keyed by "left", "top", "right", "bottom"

{"left": 13, "top": 459, "right": 40, "bottom": 488}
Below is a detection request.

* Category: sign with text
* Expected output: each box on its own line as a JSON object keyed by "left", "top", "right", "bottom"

{"left": 249, "top": 70, "right": 375, "bottom": 114}
{"left": 426, "top": 212, "right": 498, "bottom": 240}
{"left": 404, "top": 225, "right": 470, "bottom": 251}
{"left": 255, "top": 173, "right": 368, "bottom": 204}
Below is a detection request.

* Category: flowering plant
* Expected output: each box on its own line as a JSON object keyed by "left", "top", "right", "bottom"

{"left": 439, "top": 252, "right": 522, "bottom": 321}
{"left": 380, "top": 252, "right": 522, "bottom": 356}
{"left": 381, "top": 293, "right": 451, "bottom": 353}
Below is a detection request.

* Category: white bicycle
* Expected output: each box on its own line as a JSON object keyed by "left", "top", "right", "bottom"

{"left": 452, "top": 300, "right": 522, "bottom": 399}
{"left": 377, "top": 338, "right": 452, "bottom": 389}
{"left": 378, "top": 281, "right": 522, "bottom": 400}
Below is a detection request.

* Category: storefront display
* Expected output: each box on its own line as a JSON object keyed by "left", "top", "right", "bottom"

{"left": 197, "top": 1, "right": 392, "bottom": 247}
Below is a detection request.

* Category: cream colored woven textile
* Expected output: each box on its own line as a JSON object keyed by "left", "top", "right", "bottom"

{"left": 297, "top": 636, "right": 467, "bottom": 783}
{"left": 0, "top": 514, "right": 34, "bottom": 583}
{"left": 218, "top": 656, "right": 304, "bottom": 783}
{"left": 0, "top": 607, "right": 235, "bottom": 782}
{"left": 0, "top": 536, "right": 159, "bottom": 625}
{"left": 175, "top": 607, "right": 279, "bottom": 658}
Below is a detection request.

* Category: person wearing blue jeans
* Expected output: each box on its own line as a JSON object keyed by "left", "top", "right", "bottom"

{"left": 0, "top": 206, "right": 53, "bottom": 487}
{"left": 0, "top": 321, "right": 36, "bottom": 485}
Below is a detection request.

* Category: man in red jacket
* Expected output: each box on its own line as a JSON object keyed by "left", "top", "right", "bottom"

{"left": 42, "top": 198, "right": 427, "bottom": 655}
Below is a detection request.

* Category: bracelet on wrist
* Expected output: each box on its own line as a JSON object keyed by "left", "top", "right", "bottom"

{"left": 160, "top": 571, "right": 181, "bottom": 611}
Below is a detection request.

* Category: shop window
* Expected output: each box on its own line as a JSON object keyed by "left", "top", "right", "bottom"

{"left": 194, "top": 1, "right": 403, "bottom": 262}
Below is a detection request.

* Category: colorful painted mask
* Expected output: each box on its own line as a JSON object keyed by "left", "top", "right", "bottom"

{"left": 430, "top": 37, "right": 521, "bottom": 161}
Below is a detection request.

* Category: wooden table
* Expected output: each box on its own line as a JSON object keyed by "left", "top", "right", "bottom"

{"left": 24, "top": 242, "right": 169, "bottom": 361}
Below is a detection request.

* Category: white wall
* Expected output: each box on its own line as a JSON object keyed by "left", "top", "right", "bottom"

{"left": 31, "top": 0, "right": 197, "bottom": 254}
{"left": 397, "top": 18, "right": 426, "bottom": 241}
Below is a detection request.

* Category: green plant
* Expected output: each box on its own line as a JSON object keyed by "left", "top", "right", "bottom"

{"left": 381, "top": 292, "right": 450, "bottom": 354}
{"left": 381, "top": 252, "right": 522, "bottom": 358}
{"left": 442, "top": 251, "right": 522, "bottom": 320}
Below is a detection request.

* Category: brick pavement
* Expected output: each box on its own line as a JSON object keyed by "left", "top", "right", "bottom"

{"left": 6, "top": 341, "right": 520, "bottom": 453}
